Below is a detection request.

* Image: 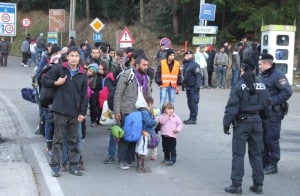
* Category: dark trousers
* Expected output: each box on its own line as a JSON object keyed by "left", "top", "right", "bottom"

{"left": 262, "top": 113, "right": 282, "bottom": 167}
{"left": 117, "top": 114, "right": 136, "bottom": 163}
{"left": 231, "top": 118, "right": 264, "bottom": 186}
{"left": 89, "top": 93, "right": 99, "bottom": 123}
{"left": 22, "top": 52, "right": 29, "bottom": 65}
{"left": 186, "top": 88, "right": 200, "bottom": 121}
{"left": 0, "top": 52, "right": 8, "bottom": 66}
{"left": 51, "top": 112, "right": 79, "bottom": 167}
{"left": 162, "top": 135, "right": 177, "bottom": 162}
{"left": 207, "top": 70, "right": 213, "bottom": 87}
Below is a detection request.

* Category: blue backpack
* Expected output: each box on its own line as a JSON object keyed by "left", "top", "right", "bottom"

{"left": 123, "top": 111, "right": 143, "bottom": 142}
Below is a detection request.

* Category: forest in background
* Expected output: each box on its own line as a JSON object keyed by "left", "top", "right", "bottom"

{"left": 4, "top": 0, "right": 300, "bottom": 72}
{"left": 14, "top": 0, "right": 299, "bottom": 43}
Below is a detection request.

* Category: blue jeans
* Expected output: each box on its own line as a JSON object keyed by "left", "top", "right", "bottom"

{"left": 231, "top": 68, "right": 239, "bottom": 87}
{"left": 28, "top": 52, "right": 37, "bottom": 67}
{"left": 37, "top": 48, "right": 43, "bottom": 64}
{"left": 108, "top": 133, "right": 117, "bottom": 158}
{"left": 61, "top": 121, "right": 83, "bottom": 163}
{"left": 44, "top": 108, "right": 54, "bottom": 149}
{"left": 160, "top": 86, "right": 176, "bottom": 109}
{"left": 216, "top": 65, "right": 227, "bottom": 88}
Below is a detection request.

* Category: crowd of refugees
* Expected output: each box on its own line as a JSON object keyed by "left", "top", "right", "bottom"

{"left": 27, "top": 33, "right": 291, "bottom": 195}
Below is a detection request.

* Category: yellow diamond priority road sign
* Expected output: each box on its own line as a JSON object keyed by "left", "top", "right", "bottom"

{"left": 89, "top": 17, "right": 105, "bottom": 33}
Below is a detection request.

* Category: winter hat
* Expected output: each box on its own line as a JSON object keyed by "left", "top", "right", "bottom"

{"left": 88, "top": 63, "right": 98, "bottom": 74}
{"left": 166, "top": 49, "right": 175, "bottom": 59}
{"left": 49, "top": 44, "right": 61, "bottom": 56}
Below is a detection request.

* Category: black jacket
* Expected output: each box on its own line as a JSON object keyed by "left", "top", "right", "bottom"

{"left": 223, "top": 78, "right": 271, "bottom": 128}
{"left": 182, "top": 59, "right": 202, "bottom": 89}
{"left": 45, "top": 62, "right": 88, "bottom": 117}
{"left": 260, "top": 65, "right": 292, "bottom": 107}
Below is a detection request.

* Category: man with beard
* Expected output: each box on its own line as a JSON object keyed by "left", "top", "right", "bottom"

{"left": 113, "top": 55, "right": 151, "bottom": 170}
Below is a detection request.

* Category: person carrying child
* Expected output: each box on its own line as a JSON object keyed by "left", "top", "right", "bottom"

{"left": 158, "top": 102, "right": 183, "bottom": 166}
{"left": 135, "top": 96, "right": 158, "bottom": 173}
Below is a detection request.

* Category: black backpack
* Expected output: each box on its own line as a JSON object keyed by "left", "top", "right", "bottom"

{"left": 38, "top": 63, "right": 63, "bottom": 108}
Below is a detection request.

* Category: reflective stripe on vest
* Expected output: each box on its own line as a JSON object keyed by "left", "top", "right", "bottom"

{"left": 161, "top": 60, "right": 180, "bottom": 88}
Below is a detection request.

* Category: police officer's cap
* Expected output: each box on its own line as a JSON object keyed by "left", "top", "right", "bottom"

{"left": 184, "top": 50, "right": 193, "bottom": 55}
{"left": 259, "top": 54, "right": 274, "bottom": 61}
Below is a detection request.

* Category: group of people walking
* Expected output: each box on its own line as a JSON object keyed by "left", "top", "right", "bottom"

{"left": 27, "top": 34, "right": 292, "bottom": 195}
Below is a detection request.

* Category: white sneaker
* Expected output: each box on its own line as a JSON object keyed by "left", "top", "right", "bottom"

{"left": 23, "top": 64, "right": 28, "bottom": 67}
{"left": 118, "top": 161, "right": 129, "bottom": 170}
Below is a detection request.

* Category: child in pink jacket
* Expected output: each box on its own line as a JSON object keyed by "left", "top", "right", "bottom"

{"left": 158, "top": 102, "right": 183, "bottom": 166}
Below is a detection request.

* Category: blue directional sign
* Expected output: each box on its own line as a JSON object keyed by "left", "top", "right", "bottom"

{"left": 0, "top": 3, "right": 16, "bottom": 36}
{"left": 199, "top": 4, "right": 216, "bottom": 21}
{"left": 93, "top": 33, "right": 102, "bottom": 42}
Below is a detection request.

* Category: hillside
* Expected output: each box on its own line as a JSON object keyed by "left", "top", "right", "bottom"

{"left": 10, "top": 11, "right": 185, "bottom": 67}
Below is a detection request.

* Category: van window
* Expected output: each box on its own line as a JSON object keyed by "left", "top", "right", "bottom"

{"left": 276, "top": 35, "right": 289, "bottom": 46}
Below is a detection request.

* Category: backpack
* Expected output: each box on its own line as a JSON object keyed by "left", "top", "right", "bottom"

{"left": 38, "top": 63, "right": 63, "bottom": 108}
{"left": 123, "top": 111, "right": 143, "bottom": 142}
{"left": 98, "top": 72, "right": 114, "bottom": 109}
{"left": 107, "top": 68, "right": 135, "bottom": 111}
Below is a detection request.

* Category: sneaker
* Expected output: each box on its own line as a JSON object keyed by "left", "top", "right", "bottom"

{"left": 183, "top": 119, "right": 197, "bottom": 125}
{"left": 103, "top": 157, "right": 114, "bottom": 164}
{"left": 51, "top": 166, "right": 60, "bottom": 177}
{"left": 165, "top": 161, "right": 174, "bottom": 166}
{"left": 118, "top": 161, "right": 130, "bottom": 170}
{"left": 23, "top": 64, "right": 28, "bottom": 67}
{"left": 69, "top": 165, "right": 83, "bottom": 176}
{"left": 160, "top": 160, "right": 167, "bottom": 165}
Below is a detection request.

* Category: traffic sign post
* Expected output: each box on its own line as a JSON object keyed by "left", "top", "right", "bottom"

{"left": 21, "top": 17, "right": 31, "bottom": 36}
{"left": 199, "top": 4, "right": 216, "bottom": 21}
{"left": 193, "top": 26, "right": 218, "bottom": 34}
{"left": 117, "top": 27, "right": 135, "bottom": 48}
{"left": 93, "top": 33, "right": 102, "bottom": 42}
{"left": 0, "top": 3, "right": 16, "bottom": 36}
{"left": 89, "top": 18, "right": 105, "bottom": 33}
{"left": 160, "top": 37, "right": 172, "bottom": 49}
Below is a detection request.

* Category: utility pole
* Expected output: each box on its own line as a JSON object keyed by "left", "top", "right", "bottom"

{"left": 69, "top": 0, "right": 76, "bottom": 38}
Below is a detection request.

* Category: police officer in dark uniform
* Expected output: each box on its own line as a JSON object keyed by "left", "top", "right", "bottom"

{"left": 259, "top": 54, "right": 292, "bottom": 175}
{"left": 182, "top": 50, "right": 202, "bottom": 124}
{"left": 223, "top": 59, "right": 271, "bottom": 194}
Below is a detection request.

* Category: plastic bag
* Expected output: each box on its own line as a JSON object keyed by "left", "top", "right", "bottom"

{"left": 99, "top": 101, "right": 116, "bottom": 125}
{"left": 135, "top": 85, "right": 147, "bottom": 109}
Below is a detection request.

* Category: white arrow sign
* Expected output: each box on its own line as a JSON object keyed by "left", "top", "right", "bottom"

{"left": 193, "top": 26, "right": 218, "bottom": 34}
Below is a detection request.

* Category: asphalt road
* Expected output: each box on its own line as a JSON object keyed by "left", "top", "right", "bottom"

{"left": 0, "top": 56, "right": 300, "bottom": 196}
